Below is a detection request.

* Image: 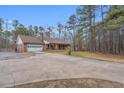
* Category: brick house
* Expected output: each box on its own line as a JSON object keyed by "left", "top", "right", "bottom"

{"left": 16, "top": 34, "right": 70, "bottom": 52}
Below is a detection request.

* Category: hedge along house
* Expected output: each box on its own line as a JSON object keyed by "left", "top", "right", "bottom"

{"left": 16, "top": 35, "right": 44, "bottom": 52}
{"left": 16, "top": 33, "right": 70, "bottom": 52}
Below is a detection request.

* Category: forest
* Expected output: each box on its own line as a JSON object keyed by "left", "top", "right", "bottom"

{"left": 0, "top": 5, "right": 124, "bottom": 55}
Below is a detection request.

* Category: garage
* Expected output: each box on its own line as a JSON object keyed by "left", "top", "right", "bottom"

{"left": 27, "top": 44, "right": 43, "bottom": 52}
{"left": 16, "top": 35, "right": 43, "bottom": 52}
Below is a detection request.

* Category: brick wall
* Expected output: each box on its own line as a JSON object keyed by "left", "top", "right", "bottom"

{"left": 17, "top": 44, "right": 24, "bottom": 53}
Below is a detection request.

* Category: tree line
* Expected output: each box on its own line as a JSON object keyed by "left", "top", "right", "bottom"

{"left": 66, "top": 5, "right": 124, "bottom": 55}
{"left": 0, "top": 5, "right": 124, "bottom": 54}
{"left": 0, "top": 19, "right": 70, "bottom": 50}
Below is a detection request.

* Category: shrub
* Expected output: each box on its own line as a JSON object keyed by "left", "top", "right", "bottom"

{"left": 66, "top": 46, "right": 73, "bottom": 55}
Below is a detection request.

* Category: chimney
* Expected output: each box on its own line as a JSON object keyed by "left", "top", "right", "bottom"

{"left": 40, "top": 32, "right": 44, "bottom": 43}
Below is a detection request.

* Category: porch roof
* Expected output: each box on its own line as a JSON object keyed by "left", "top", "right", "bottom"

{"left": 44, "top": 38, "right": 70, "bottom": 45}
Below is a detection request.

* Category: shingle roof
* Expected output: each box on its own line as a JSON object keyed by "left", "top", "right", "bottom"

{"left": 19, "top": 35, "right": 43, "bottom": 44}
{"left": 19, "top": 35, "right": 70, "bottom": 45}
{"left": 43, "top": 37, "right": 70, "bottom": 45}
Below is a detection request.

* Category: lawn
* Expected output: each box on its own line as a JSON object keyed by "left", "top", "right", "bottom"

{"left": 45, "top": 50, "right": 124, "bottom": 63}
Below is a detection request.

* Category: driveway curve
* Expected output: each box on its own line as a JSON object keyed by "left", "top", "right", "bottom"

{"left": 0, "top": 52, "right": 124, "bottom": 87}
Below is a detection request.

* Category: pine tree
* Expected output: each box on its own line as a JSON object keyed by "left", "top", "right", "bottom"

{"left": 67, "top": 14, "right": 77, "bottom": 51}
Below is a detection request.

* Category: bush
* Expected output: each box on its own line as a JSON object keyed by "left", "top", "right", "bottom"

{"left": 66, "top": 46, "right": 73, "bottom": 55}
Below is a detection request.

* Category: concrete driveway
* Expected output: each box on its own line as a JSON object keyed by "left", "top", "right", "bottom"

{"left": 0, "top": 52, "right": 28, "bottom": 61}
{"left": 0, "top": 52, "right": 124, "bottom": 87}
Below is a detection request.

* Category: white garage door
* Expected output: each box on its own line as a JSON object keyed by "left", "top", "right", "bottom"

{"left": 27, "top": 44, "right": 43, "bottom": 52}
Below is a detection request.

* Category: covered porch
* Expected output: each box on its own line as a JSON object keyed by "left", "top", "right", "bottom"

{"left": 45, "top": 43, "right": 69, "bottom": 50}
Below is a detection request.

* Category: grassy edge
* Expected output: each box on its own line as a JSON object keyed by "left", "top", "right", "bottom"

{"left": 71, "top": 51, "right": 124, "bottom": 63}
{"left": 45, "top": 51, "right": 124, "bottom": 64}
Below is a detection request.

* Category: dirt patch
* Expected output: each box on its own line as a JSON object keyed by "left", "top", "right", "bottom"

{"left": 14, "top": 78, "right": 124, "bottom": 88}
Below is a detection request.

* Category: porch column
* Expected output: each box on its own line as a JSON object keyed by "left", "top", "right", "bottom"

{"left": 55, "top": 44, "right": 58, "bottom": 50}
{"left": 49, "top": 44, "right": 51, "bottom": 49}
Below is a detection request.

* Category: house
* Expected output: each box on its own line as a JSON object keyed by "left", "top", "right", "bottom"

{"left": 16, "top": 34, "right": 70, "bottom": 52}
